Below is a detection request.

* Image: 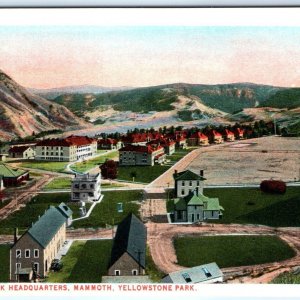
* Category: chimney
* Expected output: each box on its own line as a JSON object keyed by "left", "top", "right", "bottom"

{"left": 200, "top": 170, "right": 204, "bottom": 177}
{"left": 174, "top": 170, "right": 178, "bottom": 175}
{"left": 14, "top": 227, "right": 18, "bottom": 244}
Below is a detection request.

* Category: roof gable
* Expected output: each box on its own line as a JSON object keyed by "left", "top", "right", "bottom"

{"left": 110, "top": 214, "right": 147, "bottom": 269}
{"left": 27, "top": 204, "right": 70, "bottom": 248}
{"left": 173, "top": 170, "right": 206, "bottom": 181}
{"left": 0, "top": 164, "right": 28, "bottom": 178}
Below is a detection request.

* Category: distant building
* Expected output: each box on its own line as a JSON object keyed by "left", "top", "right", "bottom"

{"left": 119, "top": 144, "right": 166, "bottom": 166}
{"left": 173, "top": 169, "right": 206, "bottom": 197}
{"left": 147, "top": 138, "right": 175, "bottom": 155}
{"left": 108, "top": 214, "right": 147, "bottom": 277}
{"left": 122, "top": 132, "right": 163, "bottom": 146}
{"left": 234, "top": 128, "right": 245, "bottom": 139}
{"left": 71, "top": 172, "right": 101, "bottom": 202}
{"left": 0, "top": 164, "right": 29, "bottom": 187}
{"left": 175, "top": 134, "right": 187, "bottom": 149}
{"left": 98, "top": 138, "right": 123, "bottom": 150}
{"left": 35, "top": 135, "right": 97, "bottom": 162}
{"left": 223, "top": 129, "right": 235, "bottom": 142}
{"left": 161, "top": 263, "right": 223, "bottom": 284}
{"left": 10, "top": 203, "right": 72, "bottom": 281}
{"left": 187, "top": 132, "right": 209, "bottom": 146}
{"left": 208, "top": 130, "right": 223, "bottom": 144}
{"left": 9, "top": 146, "right": 35, "bottom": 159}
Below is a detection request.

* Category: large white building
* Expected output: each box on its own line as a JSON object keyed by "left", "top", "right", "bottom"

{"left": 35, "top": 136, "right": 97, "bottom": 162}
{"left": 71, "top": 172, "right": 101, "bottom": 202}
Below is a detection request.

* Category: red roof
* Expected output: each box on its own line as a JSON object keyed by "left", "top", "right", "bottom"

{"left": 212, "top": 130, "right": 222, "bottom": 137}
{"left": 225, "top": 129, "right": 234, "bottom": 136}
{"left": 36, "top": 136, "right": 96, "bottom": 147}
{"left": 120, "top": 144, "right": 163, "bottom": 154}
{"left": 189, "top": 132, "right": 208, "bottom": 140}
{"left": 98, "top": 138, "right": 118, "bottom": 145}
{"left": 9, "top": 146, "right": 31, "bottom": 154}
{"left": 234, "top": 128, "right": 245, "bottom": 135}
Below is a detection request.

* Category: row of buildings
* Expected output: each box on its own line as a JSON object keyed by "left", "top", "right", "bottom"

{"left": 0, "top": 136, "right": 98, "bottom": 162}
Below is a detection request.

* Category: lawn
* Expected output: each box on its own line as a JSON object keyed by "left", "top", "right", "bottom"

{"left": 167, "top": 148, "right": 195, "bottom": 162}
{"left": 0, "top": 245, "right": 10, "bottom": 282}
{"left": 72, "top": 190, "right": 142, "bottom": 228}
{"left": 204, "top": 186, "right": 300, "bottom": 227}
{"left": 19, "top": 161, "right": 68, "bottom": 173}
{"left": 43, "top": 177, "right": 72, "bottom": 190}
{"left": 272, "top": 271, "right": 300, "bottom": 284}
{"left": 46, "top": 240, "right": 112, "bottom": 283}
{"left": 117, "top": 165, "right": 169, "bottom": 183}
{"left": 0, "top": 193, "right": 85, "bottom": 234}
{"left": 174, "top": 235, "right": 295, "bottom": 269}
{"left": 71, "top": 151, "right": 118, "bottom": 173}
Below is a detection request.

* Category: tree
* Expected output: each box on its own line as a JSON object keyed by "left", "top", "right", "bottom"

{"left": 100, "top": 160, "right": 118, "bottom": 179}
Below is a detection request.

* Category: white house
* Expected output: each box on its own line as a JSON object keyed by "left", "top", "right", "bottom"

{"left": 71, "top": 172, "right": 101, "bottom": 202}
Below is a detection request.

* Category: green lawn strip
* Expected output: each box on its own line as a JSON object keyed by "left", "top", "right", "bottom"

{"left": 46, "top": 241, "right": 86, "bottom": 283}
{"left": 145, "top": 246, "right": 165, "bottom": 282}
{"left": 117, "top": 165, "right": 169, "bottom": 183}
{"left": 0, "top": 193, "right": 84, "bottom": 234}
{"left": 20, "top": 161, "right": 68, "bottom": 173}
{"left": 272, "top": 272, "right": 300, "bottom": 284}
{"left": 167, "top": 148, "right": 194, "bottom": 162}
{"left": 68, "top": 240, "right": 112, "bottom": 283}
{"left": 0, "top": 245, "right": 10, "bottom": 282}
{"left": 204, "top": 186, "right": 300, "bottom": 227}
{"left": 72, "top": 190, "right": 142, "bottom": 228}
{"left": 174, "top": 236, "right": 295, "bottom": 269}
{"left": 43, "top": 177, "right": 72, "bottom": 190}
{"left": 102, "top": 183, "right": 125, "bottom": 188}
{"left": 71, "top": 151, "right": 118, "bottom": 173}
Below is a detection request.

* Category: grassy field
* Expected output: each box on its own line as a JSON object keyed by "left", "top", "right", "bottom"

{"left": 204, "top": 186, "right": 300, "bottom": 227}
{"left": 0, "top": 245, "right": 10, "bottom": 282}
{"left": 71, "top": 151, "right": 118, "bottom": 173}
{"left": 46, "top": 240, "right": 112, "bottom": 283}
{"left": 43, "top": 177, "right": 71, "bottom": 190}
{"left": 174, "top": 236, "right": 295, "bottom": 268}
{"left": 167, "top": 148, "right": 195, "bottom": 162}
{"left": 72, "top": 190, "right": 142, "bottom": 228}
{"left": 0, "top": 193, "right": 86, "bottom": 234}
{"left": 117, "top": 165, "right": 169, "bottom": 183}
{"left": 272, "top": 271, "right": 300, "bottom": 284}
{"left": 19, "top": 161, "right": 68, "bottom": 173}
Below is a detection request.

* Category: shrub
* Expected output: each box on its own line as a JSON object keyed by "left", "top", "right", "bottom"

{"left": 260, "top": 180, "right": 286, "bottom": 194}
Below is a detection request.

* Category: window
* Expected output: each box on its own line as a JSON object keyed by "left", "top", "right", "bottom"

{"left": 16, "top": 249, "right": 21, "bottom": 258}
{"left": 202, "top": 267, "right": 212, "bottom": 278}
{"left": 197, "top": 181, "right": 200, "bottom": 186}
{"left": 181, "top": 190, "right": 185, "bottom": 195}
{"left": 182, "top": 272, "right": 192, "bottom": 283}
{"left": 25, "top": 249, "right": 30, "bottom": 258}
{"left": 34, "top": 249, "right": 39, "bottom": 258}
{"left": 90, "top": 184, "right": 94, "bottom": 189}
{"left": 88, "top": 192, "right": 93, "bottom": 197}
{"left": 34, "top": 262, "right": 39, "bottom": 273}
{"left": 196, "top": 214, "right": 200, "bottom": 220}
{"left": 74, "top": 184, "right": 79, "bottom": 189}
{"left": 211, "top": 211, "right": 214, "bottom": 217}
{"left": 177, "top": 210, "right": 182, "bottom": 219}
{"left": 115, "top": 270, "right": 120, "bottom": 276}
{"left": 181, "top": 181, "right": 185, "bottom": 186}
{"left": 81, "top": 184, "right": 87, "bottom": 189}
{"left": 16, "top": 263, "right": 21, "bottom": 271}
{"left": 189, "top": 181, "right": 193, "bottom": 186}
{"left": 132, "top": 269, "right": 138, "bottom": 276}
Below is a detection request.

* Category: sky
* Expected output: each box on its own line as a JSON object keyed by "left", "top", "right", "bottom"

{"left": 0, "top": 26, "right": 300, "bottom": 89}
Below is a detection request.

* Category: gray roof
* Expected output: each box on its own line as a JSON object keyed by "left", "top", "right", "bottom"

{"left": 57, "top": 202, "right": 73, "bottom": 218}
{"left": 110, "top": 213, "right": 147, "bottom": 269}
{"left": 161, "top": 262, "right": 223, "bottom": 284}
{"left": 28, "top": 204, "right": 70, "bottom": 249}
{"left": 102, "top": 276, "right": 151, "bottom": 283}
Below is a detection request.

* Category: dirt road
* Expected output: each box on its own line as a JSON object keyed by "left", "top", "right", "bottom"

{"left": 146, "top": 222, "right": 300, "bottom": 283}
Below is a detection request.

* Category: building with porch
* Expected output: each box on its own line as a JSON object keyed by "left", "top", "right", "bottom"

{"left": 0, "top": 164, "right": 29, "bottom": 187}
